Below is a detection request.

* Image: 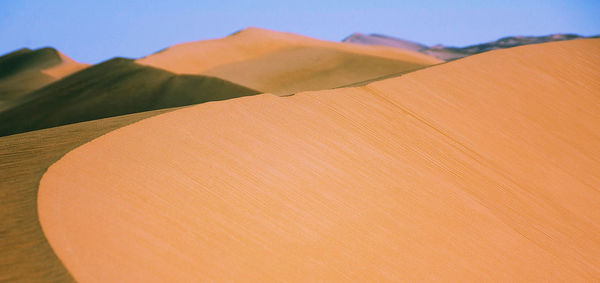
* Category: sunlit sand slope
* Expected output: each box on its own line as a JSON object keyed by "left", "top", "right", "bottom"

{"left": 0, "top": 108, "right": 176, "bottom": 282}
{"left": 137, "top": 27, "right": 441, "bottom": 95}
{"left": 40, "top": 39, "right": 600, "bottom": 281}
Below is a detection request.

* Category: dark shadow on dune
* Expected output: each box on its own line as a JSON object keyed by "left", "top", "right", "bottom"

{"left": 0, "top": 48, "right": 67, "bottom": 109}
{"left": 0, "top": 58, "right": 260, "bottom": 137}
{"left": 0, "top": 47, "right": 63, "bottom": 79}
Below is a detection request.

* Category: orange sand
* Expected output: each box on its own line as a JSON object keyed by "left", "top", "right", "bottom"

{"left": 0, "top": 108, "right": 175, "bottom": 282}
{"left": 39, "top": 39, "right": 600, "bottom": 281}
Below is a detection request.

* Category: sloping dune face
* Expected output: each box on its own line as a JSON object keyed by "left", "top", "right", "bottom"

{"left": 40, "top": 39, "right": 600, "bottom": 281}
{"left": 136, "top": 27, "right": 441, "bottom": 95}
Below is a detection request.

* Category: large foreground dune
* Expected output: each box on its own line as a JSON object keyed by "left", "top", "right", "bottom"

{"left": 137, "top": 27, "right": 441, "bottom": 95}
{"left": 39, "top": 39, "right": 600, "bottom": 281}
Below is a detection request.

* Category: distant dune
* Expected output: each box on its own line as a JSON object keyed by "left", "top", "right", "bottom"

{"left": 0, "top": 58, "right": 258, "bottom": 137}
{"left": 39, "top": 39, "right": 600, "bottom": 281}
{"left": 343, "top": 32, "right": 428, "bottom": 52}
{"left": 137, "top": 27, "right": 441, "bottom": 95}
{"left": 0, "top": 48, "right": 87, "bottom": 110}
{"left": 344, "top": 32, "right": 596, "bottom": 60}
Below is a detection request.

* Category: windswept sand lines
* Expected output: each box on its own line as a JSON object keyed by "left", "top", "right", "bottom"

{"left": 0, "top": 108, "right": 176, "bottom": 282}
{"left": 39, "top": 39, "right": 600, "bottom": 281}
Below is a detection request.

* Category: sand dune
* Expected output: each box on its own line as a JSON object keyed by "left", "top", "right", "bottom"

{"left": 39, "top": 39, "right": 600, "bottom": 281}
{"left": 0, "top": 48, "right": 88, "bottom": 110}
{"left": 0, "top": 58, "right": 258, "bottom": 137}
{"left": 0, "top": 29, "right": 441, "bottom": 279}
{"left": 137, "top": 27, "right": 441, "bottom": 95}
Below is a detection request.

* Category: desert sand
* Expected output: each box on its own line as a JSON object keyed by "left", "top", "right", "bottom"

{"left": 39, "top": 39, "right": 600, "bottom": 281}
{"left": 0, "top": 107, "right": 177, "bottom": 282}
{"left": 137, "top": 27, "right": 442, "bottom": 95}
{"left": 0, "top": 28, "right": 443, "bottom": 279}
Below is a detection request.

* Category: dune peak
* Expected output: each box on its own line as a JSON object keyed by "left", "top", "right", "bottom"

{"left": 135, "top": 28, "right": 441, "bottom": 95}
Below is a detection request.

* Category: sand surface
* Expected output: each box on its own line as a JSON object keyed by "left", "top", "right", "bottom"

{"left": 0, "top": 108, "right": 177, "bottom": 281}
{"left": 39, "top": 39, "right": 600, "bottom": 281}
{"left": 137, "top": 27, "right": 441, "bottom": 95}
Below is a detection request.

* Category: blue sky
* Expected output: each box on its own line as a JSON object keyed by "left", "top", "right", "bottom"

{"left": 1, "top": 0, "right": 598, "bottom": 63}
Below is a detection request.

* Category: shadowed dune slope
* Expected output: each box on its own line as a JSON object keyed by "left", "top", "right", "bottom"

{"left": 0, "top": 48, "right": 88, "bottom": 110}
{"left": 0, "top": 108, "right": 177, "bottom": 282}
{"left": 40, "top": 39, "right": 600, "bottom": 281}
{"left": 0, "top": 58, "right": 259, "bottom": 137}
{"left": 137, "top": 27, "right": 441, "bottom": 95}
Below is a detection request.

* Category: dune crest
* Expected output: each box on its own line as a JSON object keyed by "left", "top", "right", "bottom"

{"left": 0, "top": 108, "right": 177, "bottom": 282}
{"left": 39, "top": 39, "right": 600, "bottom": 281}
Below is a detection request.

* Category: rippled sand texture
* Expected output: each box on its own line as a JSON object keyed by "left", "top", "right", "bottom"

{"left": 0, "top": 108, "right": 175, "bottom": 282}
{"left": 40, "top": 39, "right": 600, "bottom": 281}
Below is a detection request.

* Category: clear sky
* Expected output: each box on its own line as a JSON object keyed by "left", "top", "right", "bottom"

{"left": 1, "top": 0, "right": 598, "bottom": 63}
